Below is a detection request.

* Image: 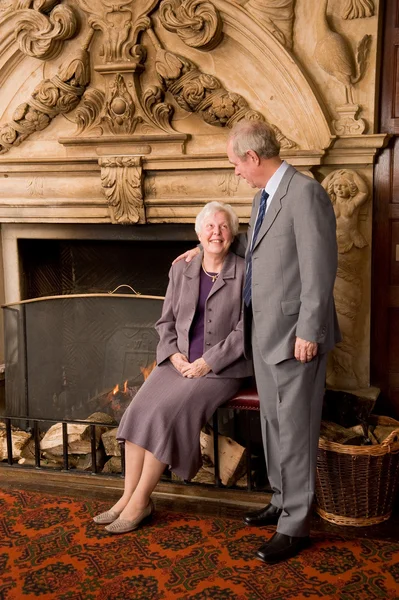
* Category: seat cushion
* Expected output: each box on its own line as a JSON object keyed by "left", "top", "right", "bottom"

{"left": 222, "top": 387, "right": 260, "bottom": 410}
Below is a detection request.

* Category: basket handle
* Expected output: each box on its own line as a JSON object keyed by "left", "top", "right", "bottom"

{"left": 380, "top": 428, "right": 399, "bottom": 452}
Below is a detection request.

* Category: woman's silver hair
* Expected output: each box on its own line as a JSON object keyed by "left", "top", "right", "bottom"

{"left": 195, "top": 201, "right": 239, "bottom": 236}
{"left": 228, "top": 119, "right": 280, "bottom": 159}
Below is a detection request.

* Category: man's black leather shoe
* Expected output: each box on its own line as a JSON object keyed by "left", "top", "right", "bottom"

{"left": 243, "top": 503, "right": 282, "bottom": 526}
{"left": 256, "top": 532, "right": 311, "bottom": 563}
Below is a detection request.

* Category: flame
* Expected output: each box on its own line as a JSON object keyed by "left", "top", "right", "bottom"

{"left": 123, "top": 380, "right": 128, "bottom": 393}
{"left": 112, "top": 383, "right": 119, "bottom": 395}
{"left": 140, "top": 361, "right": 156, "bottom": 381}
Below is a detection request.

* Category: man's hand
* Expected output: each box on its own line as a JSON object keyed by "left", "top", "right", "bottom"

{"left": 169, "top": 353, "right": 189, "bottom": 373}
{"left": 294, "top": 337, "right": 318, "bottom": 363}
{"left": 172, "top": 247, "right": 200, "bottom": 265}
{"left": 180, "top": 357, "right": 211, "bottom": 378}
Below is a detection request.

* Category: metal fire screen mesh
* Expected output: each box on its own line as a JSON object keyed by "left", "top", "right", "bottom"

{"left": 3, "top": 294, "right": 163, "bottom": 423}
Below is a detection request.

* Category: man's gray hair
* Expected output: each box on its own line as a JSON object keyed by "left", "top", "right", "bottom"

{"left": 195, "top": 201, "right": 239, "bottom": 236}
{"left": 228, "top": 120, "right": 280, "bottom": 159}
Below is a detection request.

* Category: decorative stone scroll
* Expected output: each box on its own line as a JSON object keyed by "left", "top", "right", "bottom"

{"left": 159, "top": 0, "right": 223, "bottom": 51}
{"left": 14, "top": 1, "right": 77, "bottom": 60}
{"left": 333, "top": 104, "right": 367, "bottom": 136}
{"left": 99, "top": 157, "right": 145, "bottom": 224}
{"left": 0, "top": 35, "right": 92, "bottom": 154}
{"left": 323, "top": 169, "right": 369, "bottom": 390}
{"left": 154, "top": 45, "right": 296, "bottom": 148}
{"left": 341, "top": 0, "right": 374, "bottom": 19}
{"left": 75, "top": 89, "right": 105, "bottom": 135}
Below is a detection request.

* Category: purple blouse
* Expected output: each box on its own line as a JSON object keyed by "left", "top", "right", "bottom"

{"left": 188, "top": 268, "right": 217, "bottom": 362}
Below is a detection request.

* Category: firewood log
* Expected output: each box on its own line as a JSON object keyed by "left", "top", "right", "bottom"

{"left": 199, "top": 430, "right": 246, "bottom": 486}
{"left": 101, "top": 428, "right": 121, "bottom": 456}
{"left": 369, "top": 425, "right": 399, "bottom": 444}
{"left": 76, "top": 448, "right": 106, "bottom": 471}
{"left": 102, "top": 455, "right": 122, "bottom": 473}
{"left": 0, "top": 426, "right": 31, "bottom": 460}
{"left": 320, "top": 420, "right": 368, "bottom": 445}
{"left": 42, "top": 451, "right": 79, "bottom": 468}
{"left": 40, "top": 412, "right": 116, "bottom": 456}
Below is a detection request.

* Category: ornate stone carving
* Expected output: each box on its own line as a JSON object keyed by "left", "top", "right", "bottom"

{"left": 1, "top": 1, "right": 59, "bottom": 16}
{"left": 323, "top": 169, "right": 369, "bottom": 389}
{"left": 99, "top": 157, "right": 145, "bottom": 224}
{"left": 78, "top": 0, "right": 158, "bottom": 63}
{"left": 154, "top": 47, "right": 296, "bottom": 148}
{"left": 341, "top": 0, "right": 374, "bottom": 19}
{"left": 102, "top": 73, "right": 141, "bottom": 134}
{"left": 15, "top": 1, "right": 78, "bottom": 60}
{"left": 324, "top": 169, "right": 368, "bottom": 254}
{"left": 314, "top": 0, "right": 371, "bottom": 105}
{"left": 142, "top": 85, "right": 174, "bottom": 133}
{"left": 333, "top": 104, "right": 367, "bottom": 135}
{"left": 159, "top": 0, "right": 223, "bottom": 51}
{"left": 28, "top": 176, "right": 44, "bottom": 197}
{"left": 0, "top": 38, "right": 92, "bottom": 154}
{"left": 217, "top": 173, "right": 239, "bottom": 196}
{"left": 75, "top": 88, "right": 105, "bottom": 135}
{"left": 239, "top": 0, "right": 295, "bottom": 50}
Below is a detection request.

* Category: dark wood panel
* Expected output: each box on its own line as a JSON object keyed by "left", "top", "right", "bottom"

{"left": 389, "top": 285, "right": 399, "bottom": 306}
{"left": 371, "top": 147, "right": 392, "bottom": 397}
{"left": 372, "top": 0, "right": 399, "bottom": 415}
{"left": 395, "top": 45, "right": 399, "bottom": 118}
{"left": 382, "top": 1, "right": 399, "bottom": 130}
{"left": 388, "top": 310, "right": 399, "bottom": 371}
{"left": 391, "top": 222, "right": 399, "bottom": 284}
{"left": 393, "top": 137, "right": 399, "bottom": 200}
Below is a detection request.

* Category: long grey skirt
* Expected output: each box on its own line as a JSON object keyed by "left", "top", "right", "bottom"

{"left": 117, "top": 362, "right": 242, "bottom": 480}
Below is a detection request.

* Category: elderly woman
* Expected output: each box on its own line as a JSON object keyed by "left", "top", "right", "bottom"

{"left": 94, "top": 201, "right": 252, "bottom": 534}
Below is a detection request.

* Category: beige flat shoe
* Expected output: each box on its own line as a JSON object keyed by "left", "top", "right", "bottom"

{"left": 93, "top": 509, "right": 121, "bottom": 525}
{"left": 104, "top": 499, "right": 154, "bottom": 534}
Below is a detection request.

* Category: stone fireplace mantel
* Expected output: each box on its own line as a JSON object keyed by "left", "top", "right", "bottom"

{"left": 0, "top": 0, "right": 387, "bottom": 393}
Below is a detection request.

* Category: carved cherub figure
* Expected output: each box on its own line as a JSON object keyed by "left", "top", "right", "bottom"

{"left": 323, "top": 169, "right": 368, "bottom": 253}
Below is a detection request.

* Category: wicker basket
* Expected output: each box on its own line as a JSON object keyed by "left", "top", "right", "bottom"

{"left": 315, "top": 415, "right": 399, "bottom": 526}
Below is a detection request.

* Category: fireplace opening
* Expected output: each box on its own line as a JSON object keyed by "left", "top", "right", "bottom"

{"left": 18, "top": 225, "right": 197, "bottom": 299}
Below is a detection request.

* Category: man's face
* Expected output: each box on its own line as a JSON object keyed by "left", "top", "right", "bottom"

{"left": 227, "top": 139, "right": 261, "bottom": 188}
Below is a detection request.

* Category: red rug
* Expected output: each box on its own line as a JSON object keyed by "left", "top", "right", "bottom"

{"left": 1, "top": 488, "right": 399, "bottom": 599}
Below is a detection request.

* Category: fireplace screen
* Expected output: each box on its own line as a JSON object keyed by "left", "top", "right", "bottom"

{"left": 3, "top": 294, "right": 164, "bottom": 422}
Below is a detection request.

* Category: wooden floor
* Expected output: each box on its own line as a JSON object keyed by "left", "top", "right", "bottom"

{"left": 2, "top": 465, "right": 399, "bottom": 543}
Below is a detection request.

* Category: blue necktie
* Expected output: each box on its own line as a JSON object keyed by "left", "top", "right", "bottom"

{"left": 243, "top": 190, "right": 269, "bottom": 307}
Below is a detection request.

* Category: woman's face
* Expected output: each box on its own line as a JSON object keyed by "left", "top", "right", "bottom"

{"left": 333, "top": 179, "right": 351, "bottom": 199}
{"left": 198, "top": 210, "right": 234, "bottom": 260}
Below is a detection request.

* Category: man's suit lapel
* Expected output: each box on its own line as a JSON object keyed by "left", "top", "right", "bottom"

{"left": 252, "top": 165, "right": 296, "bottom": 251}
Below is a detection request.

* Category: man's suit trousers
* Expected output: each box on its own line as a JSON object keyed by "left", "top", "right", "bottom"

{"left": 252, "top": 326, "right": 327, "bottom": 537}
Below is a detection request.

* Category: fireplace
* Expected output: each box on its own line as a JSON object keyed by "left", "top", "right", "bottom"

{"left": 2, "top": 222, "right": 197, "bottom": 420}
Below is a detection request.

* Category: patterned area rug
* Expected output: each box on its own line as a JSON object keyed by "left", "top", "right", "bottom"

{"left": 1, "top": 488, "right": 399, "bottom": 600}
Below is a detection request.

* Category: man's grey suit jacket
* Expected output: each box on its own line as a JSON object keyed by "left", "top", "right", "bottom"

{"left": 239, "top": 164, "right": 341, "bottom": 364}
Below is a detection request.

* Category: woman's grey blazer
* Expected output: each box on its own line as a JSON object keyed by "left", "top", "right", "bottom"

{"left": 156, "top": 251, "right": 253, "bottom": 379}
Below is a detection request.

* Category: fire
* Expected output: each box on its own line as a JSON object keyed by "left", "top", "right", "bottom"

{"left": 123, "top": 380, "right": 128, "bottom": 393}
{"left": 140, "top": 361, "right": 156, "bottom": 381}
{"left": 112, "top": 384, "right": 119, "bottom": 395}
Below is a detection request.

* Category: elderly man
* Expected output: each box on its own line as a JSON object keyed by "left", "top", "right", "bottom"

{"left": 176, "top": 120, "right": 340, "bottom": 563}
